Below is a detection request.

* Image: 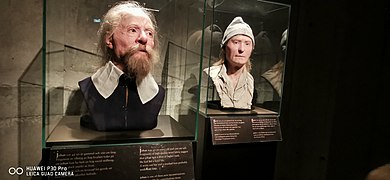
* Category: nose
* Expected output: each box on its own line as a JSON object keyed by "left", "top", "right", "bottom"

{"left": 238, "top": 43, "right": 244, "bottom": 53}
{"left": 137, "top": 31, "right": 148, "bottom": 45}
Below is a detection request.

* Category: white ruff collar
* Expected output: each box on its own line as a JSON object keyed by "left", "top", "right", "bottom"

{"left": 91, "top": 61, "right": 159, "bottom": 104}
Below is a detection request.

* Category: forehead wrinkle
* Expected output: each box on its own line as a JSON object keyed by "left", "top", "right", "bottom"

{"left": 120, "top": 13, "right": 154, "bottom": 30}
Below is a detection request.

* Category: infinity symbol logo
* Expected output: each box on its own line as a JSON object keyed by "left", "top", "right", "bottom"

{"left": 8, "top": 167, "right": 23, "bottom": 176}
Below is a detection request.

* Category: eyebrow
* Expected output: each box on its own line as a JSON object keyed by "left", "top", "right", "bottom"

{"left": 231, "top": 38, "right": 252, "bottom": 43}
{"left": 124, "top": 24, "right": 154, "bottom": 31}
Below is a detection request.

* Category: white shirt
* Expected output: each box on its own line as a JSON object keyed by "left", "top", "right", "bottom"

{"left": 91, "top": 61, "right": 159, "bottom": 104}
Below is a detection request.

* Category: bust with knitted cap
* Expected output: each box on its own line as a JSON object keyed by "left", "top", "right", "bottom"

{"left": 203, "top": 16, "right": 256, "bottom": 110}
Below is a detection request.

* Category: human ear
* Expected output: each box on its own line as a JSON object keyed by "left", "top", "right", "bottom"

{"left": 105, "top": 35, "right": 113, "bottom": 49}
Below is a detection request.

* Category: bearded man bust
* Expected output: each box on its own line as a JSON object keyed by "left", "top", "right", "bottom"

{"left": 78, "top": 1, "right": 164, "bottom": 131}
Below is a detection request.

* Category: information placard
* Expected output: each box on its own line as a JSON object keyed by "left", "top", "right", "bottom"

{"left": 210, "top": 116, "right": 282, "bottom": 145}
{"left": 42, "top": 142, "right": 194, "bottom": 179}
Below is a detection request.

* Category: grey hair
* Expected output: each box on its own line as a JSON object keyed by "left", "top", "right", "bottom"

{"left": 97, "top": 1, "right": 158, "bottom": 62}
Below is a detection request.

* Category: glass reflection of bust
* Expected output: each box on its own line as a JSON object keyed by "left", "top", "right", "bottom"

{"left": 261, "top": 29, "right": 288, "bottom": 97}
{"left": 203, "top": 17, "right": 255, "bottom": 110}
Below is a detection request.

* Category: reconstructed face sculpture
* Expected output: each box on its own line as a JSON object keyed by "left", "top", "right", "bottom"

{"left": 225, "top": 35, "right": 253, "bottom": 69}
{"left": 106, "top": 12, "right": 158, "bottom": 81}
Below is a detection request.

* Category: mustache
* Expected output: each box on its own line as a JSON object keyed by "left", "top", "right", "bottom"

{"left": 122, "top": 44, "right": 159, "bottom": 65}
{"left": 124, "top": 44, "right": 150, "bottom": 59}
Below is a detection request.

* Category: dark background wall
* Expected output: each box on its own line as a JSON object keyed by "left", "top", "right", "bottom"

{"left": 0, "top": 0, "right": 388, "bottom": 180}
{"left": 274, "top": 0, "right": 389, "bottom": 179}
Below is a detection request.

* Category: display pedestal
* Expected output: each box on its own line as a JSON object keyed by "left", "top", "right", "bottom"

{"left": 41, "top": 115, "right": 195, "bottom": 179}
{"left": 195, "top": 104, "right": 282, "bottom": 179}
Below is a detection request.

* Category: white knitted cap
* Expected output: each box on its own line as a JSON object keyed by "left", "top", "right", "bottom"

{"left": 221, "top": 17, "right": 255, "bottom": 47}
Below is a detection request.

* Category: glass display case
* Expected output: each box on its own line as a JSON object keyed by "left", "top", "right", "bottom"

{"left": 193, "top": 0, "right": 290, "bottom": 144}
{"left": 41, "top": 0, "right": 207, "bottom": 179}
{"left": 193, "top": 0, "right": 290, "bottom": 179}
{"left": 197, "top": 0, "right": 290, "bottom": 116}
{"left": 41, "top": 0, "right": 290, "bottom": 179}
{"left": 43, "top": 0, "right": 208, "bottom": 146}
